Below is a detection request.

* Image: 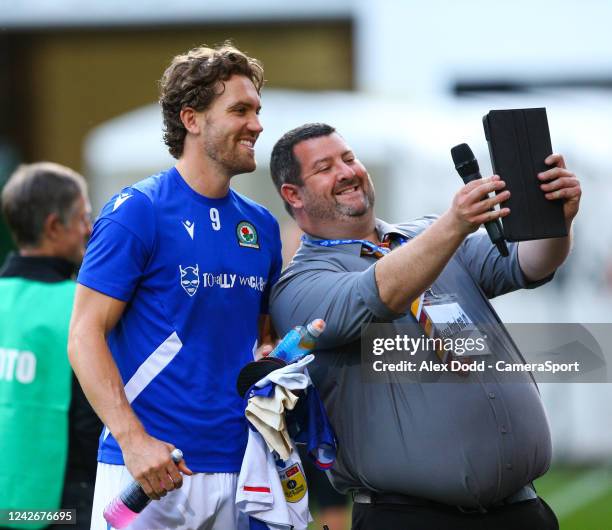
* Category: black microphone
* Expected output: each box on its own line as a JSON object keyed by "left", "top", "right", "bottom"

{"left": 450, "top": 143, "right": 509, "bottom": 257}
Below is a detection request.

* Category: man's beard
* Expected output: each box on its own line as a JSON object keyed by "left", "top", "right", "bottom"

{"left": 302, "top": 185, "right": 375, "bottom": 221}
{"left": 204, "top": 140, "right": 256, "bottom": 176}
{"left": 203, "top": 121, "right": 256, "bottom": 176}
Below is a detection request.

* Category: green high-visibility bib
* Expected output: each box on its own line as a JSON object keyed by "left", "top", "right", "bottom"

{"left": 0, "top": 278, "right": 75, "bottom": 529}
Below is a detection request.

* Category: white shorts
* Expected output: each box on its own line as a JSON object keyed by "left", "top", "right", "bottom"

{"left": 90, "top": 463, "right": 248, "bottom": 530}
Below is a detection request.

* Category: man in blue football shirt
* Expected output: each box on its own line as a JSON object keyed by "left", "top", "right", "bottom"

{"left": 69, "top": 43, "right": 282, "bottom": 530}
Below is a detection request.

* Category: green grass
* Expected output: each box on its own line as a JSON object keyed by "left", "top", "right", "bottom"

{"left": 536, "top": 465, "right": 612, "bottom": 530}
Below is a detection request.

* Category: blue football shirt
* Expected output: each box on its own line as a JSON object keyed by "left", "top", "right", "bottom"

{"left": 78, "top": 167, "right": 282, "bottom": 472}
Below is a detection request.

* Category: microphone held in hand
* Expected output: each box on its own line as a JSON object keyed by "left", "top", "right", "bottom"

{"left": 103, "top": 448, "right": 184, "bottom": 529}
{"left": 451, "top": 143, "right": 509, "bottom": 257}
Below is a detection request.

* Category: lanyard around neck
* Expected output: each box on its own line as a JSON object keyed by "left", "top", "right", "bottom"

{"left": 304, "top": 235, "right": 407, "bottom": 258}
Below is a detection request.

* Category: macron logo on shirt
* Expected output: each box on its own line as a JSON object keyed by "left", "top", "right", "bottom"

{"left": 112, "top": 193, "right": 132, "bottom": 212}
{"left": 182, "top": 220, "right": 195, "bottom": 240}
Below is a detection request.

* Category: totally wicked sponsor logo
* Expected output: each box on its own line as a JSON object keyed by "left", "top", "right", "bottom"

{"left": 179, "top": 264, "right": 200, "bottom": 296}
{"left": 179, "top": 265, "right": 266, "bottom": 295}
{"left": 201, "top": 272, "right": 266, "bottom": 292}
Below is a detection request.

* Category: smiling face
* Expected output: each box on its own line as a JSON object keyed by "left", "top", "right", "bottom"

{"left": 197, "top": 75, "right": 263, "bottom": 177}
{"left": 291, "top": 133, "right": 375, "bottom": 224}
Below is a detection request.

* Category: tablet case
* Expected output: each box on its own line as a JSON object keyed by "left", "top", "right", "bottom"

{"left": 483, "top": 108, "right": 567, "bottom": 241}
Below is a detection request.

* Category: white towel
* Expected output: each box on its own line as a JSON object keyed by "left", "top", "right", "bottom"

{"left": 245, "top": 386, "right": 298, "bottom": 459}
{"left": 253, "top": 354, "right": 315, "bottom": 391}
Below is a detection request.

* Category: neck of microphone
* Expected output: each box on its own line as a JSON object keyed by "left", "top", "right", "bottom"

{"left": 450, "top": 143, "right": 509, "bottom": 257}
{"left": 455, "top": 160, "right": 481, "bottom": 185}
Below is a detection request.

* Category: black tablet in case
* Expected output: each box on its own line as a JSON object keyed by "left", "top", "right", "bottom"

{"left": 483, "top": 108, "right": 567, "bottom": 241}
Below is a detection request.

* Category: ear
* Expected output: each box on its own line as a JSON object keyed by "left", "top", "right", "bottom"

{"left": 180, "top": 107, "right": 200, "bottom": 135}
{"left": 280, "top": 183, "right": 304, "bottom": 211}
{"left": 43, "top": 213, "right": 64, "bottom": 242}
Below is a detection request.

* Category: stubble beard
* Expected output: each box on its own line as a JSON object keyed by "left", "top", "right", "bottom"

{"left": 302, "top": 186, "right": 375, "bottom": 221}
{"left": 203, "top": 121, "right": 256, "bottom": 177}
{"left": 204, "top": 138, "right": 256, "bottom": 177}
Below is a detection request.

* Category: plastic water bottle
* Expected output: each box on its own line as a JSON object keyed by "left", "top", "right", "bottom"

{"left": 269, "top": 319, "right": 326, "bottom": 363}
{"left": 103, "top": 448, "right": 183, "bottom": 529}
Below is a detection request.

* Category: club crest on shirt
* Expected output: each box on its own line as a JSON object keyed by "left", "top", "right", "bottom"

{"left": 236, "top": 221, "right": 259, "bottom": 249}
{"left": 279, "top": 462, "right": 307, "bottom": 503}
{"left": 179, "top": 264, "right": 200, "bottom": 296}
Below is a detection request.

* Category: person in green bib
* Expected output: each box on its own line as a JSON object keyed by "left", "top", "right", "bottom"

{"left": 0, "top": 162, "right": 101, "bottom": 530}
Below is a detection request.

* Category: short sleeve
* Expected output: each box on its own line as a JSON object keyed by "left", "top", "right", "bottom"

{"left": 77, "top": 190, "right": 155, "bottom": 302}
{"left": 260, "top": 218, "right": 283, "bottom": 315}
{"left": 459, "top": 229, "right": 554, "bottom": 298}
{"left": 270, "top": 260, "right": 403, "bottom": 349}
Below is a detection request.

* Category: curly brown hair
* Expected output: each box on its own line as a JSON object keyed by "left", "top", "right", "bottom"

{"left": 159, "top": 42, "right": 264, "bottom": 159}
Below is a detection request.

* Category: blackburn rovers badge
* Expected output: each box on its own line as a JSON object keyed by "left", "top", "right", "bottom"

{"left": 236, "top": 221, "right": 259, "bottom": 249}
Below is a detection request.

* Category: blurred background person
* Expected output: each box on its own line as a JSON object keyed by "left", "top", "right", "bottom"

{"left": 0, "top": 162, "right": 101, "bottom": 530}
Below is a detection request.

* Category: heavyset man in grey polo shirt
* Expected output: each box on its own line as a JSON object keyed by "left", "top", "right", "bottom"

{"left": 268, "top": 123, "right": 581, "bottom": 530}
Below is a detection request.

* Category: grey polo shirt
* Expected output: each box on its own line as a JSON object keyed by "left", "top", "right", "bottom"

{"left": 270, "top": 216, "right": 553, "bottom": 508}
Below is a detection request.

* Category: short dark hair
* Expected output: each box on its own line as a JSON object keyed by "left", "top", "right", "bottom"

{"left": 270, "top": 123, "right": 336, "bottom": 217}
{"left": 1, "top": 162, "right": 87, "bottom": 247}
{"left": 159, "top": 42, "right": 265, "bottom": 159}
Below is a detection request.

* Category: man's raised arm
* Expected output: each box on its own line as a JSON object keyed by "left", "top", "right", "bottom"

{"left": 518, "top": 154, "right": 581, "bottom": 282}
{"left": 375, "top": 176, "right": 510, "bottom": 313}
